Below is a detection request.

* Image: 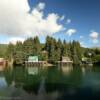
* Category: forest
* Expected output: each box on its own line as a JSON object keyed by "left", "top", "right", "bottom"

{"left": 0, "top": 36, "right": 100, "bottom": 65}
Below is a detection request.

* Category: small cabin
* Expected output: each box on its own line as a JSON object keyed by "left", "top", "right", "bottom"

{"left": 81, "top": 57, "right": 93, "bottom": 65}
{"left": 28, "top": 56, "right": 38, "bottom": 62}
{"left": 25, "top": 56, "right": 47, "bottom": 67}
{"left": 42, "top": 50, "right": 48, "bottom": 54}
{"left": 0, "top": 58, "right": 7, "bottom": 71}
{"left": 57, "top": 56, "right": 73, "bottom": 66}
{"left": 0, "top": 58, "right": 4, "bottom": 65}
{"left": 62, "top": 57, "right": 72, "bottom": 62}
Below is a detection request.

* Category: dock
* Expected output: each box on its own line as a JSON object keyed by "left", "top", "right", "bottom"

{"left": 57, "top": 57, "right": 73, "bottom": 66}
{"left": 57, "top": 61, "right": 73, "bottom": 66}
{"left": 25, "top": 56, "right": 51, "bottom": 67}
{"left": 0, "top": 58, "right": 8, "bottom": 71}
{"left": 25, "top": 61, "right": 47, "bottom": 67}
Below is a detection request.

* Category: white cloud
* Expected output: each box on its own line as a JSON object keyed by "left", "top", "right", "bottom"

{"left": 1, "top": 37, "right": 25, "bottom": 44}
{"left": 0, "top": 0, "right": 64, "bottom": 40}
{"left": 36, "top": 2, "right": 45, "bottom": 11}
{"left": 92, "top": 39, "right": 99, "bottom": 44}
{"left": 90, "top": 31, "right": 99, "bottom": 39}
{"left": 80, "top": 41, "right": 86, "bottom": 47}
{"left": 65, "top": 29, "right": 77, "bottom": 36}
{"left": 80, "top": 36, "right": 84, "bottom": 39}
{"left": 9, "top": 37, "right": 25, "bottom": 44}
{"left": 66, "top": 19, "right": 71, "bottom": 24}
{"left": 89, "top": 31, "right": 99, "bottom": 44}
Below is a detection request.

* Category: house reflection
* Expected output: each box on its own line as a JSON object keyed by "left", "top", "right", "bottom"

{"left": 0, "top": 77, "right": 7, "bottom": 89}
{"left": 28, "top": 67, "right": 39, "bottom": 75}
{"left": 81, "top": 67, "right": 86, "bottom": 75}
{"left": 61, "top": 66, "right": 73, "bottom": 75}
{"left": 81, "top": 66, "right": 93, "bottom": 76}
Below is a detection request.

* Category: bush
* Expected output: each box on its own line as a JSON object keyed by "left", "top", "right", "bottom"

{"left": 92, "top": 55, "right": 100, "bottom": 63}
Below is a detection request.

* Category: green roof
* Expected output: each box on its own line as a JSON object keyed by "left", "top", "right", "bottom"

{"left": 28, "top": 56, "right": 38, "bottom": 62}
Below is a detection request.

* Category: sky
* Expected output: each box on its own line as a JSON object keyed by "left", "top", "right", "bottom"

{"left": 0, "top": 0, "right": 100, "bottom": 47}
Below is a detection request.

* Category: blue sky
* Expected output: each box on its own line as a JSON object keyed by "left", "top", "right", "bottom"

{"left": 29, "top": 0, "right": 100, "bottom": 47}
{"left": 0, "top": 0, "right": 100, "bottom": 47}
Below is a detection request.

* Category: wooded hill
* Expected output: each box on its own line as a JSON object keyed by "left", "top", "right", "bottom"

{"left": 0, "top": 36, "right": 100, "bottom": 65}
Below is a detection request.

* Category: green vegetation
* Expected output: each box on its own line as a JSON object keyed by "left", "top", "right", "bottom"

{"left": 0, "top": 44, "right": 8, "bottom": 57}
{"left": 0, "top": 36, "right": 100, "bottom": 65}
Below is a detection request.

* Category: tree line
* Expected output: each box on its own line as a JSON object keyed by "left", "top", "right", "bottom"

{"left": 1, "top": 36, "right": 100, "bottom": 65}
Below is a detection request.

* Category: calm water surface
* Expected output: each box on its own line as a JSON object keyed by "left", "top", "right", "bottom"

{"left": 0, "top": 65, "right": 100, "bottom": 100}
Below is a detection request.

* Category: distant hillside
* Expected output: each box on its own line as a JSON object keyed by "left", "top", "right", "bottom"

{"left": 0, "top": 44, "right": 8, "bottom": 57}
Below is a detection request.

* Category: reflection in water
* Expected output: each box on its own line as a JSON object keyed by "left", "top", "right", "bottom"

{"left": 37, "top": 77, "right": 59, "bottom": 100}
{"left": 61, "top": 66, "right": 73, "bottom": 75}
{"left": 82, "top": 67, "right": 100, "bottom": 91}
{"left": 81, "top": 67, "right": 86, "bottom": 75}
{"left": 28, "top": 67, "right": 39, "bottom": 75}
{"left": 81, "top": 66, "right": 93, "bottom": 76}
{"left": 0, "top": 77, "right": 7, "bottom": 89}
{"left": 0, "top": 65, "right": 100, "bottom": 100}
{"left": 38, "top": 77, "right": 46, "bottom": 94}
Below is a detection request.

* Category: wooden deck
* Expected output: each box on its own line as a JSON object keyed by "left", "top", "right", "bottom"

{"left": 25, "top": 61, "right": 47, "bottom": 67}
{"left": 57, "top": 61, "right": 73, "bottom": 66}
{"left": 0, "top": 60, "right": 8, "bottom": 71}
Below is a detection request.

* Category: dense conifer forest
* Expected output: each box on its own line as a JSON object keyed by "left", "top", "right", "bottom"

{"left": 0, "top": 36, "right": 100, "bottom": 65}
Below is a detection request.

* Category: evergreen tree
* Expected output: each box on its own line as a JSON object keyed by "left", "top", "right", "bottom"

{"left": 55, "top": 39, "right": 62, "bottom": 61}
{"left": 5, "top": 36, "right": 91, "bottom": 65}
{"left": 33, "top": 36, "right": 41, "bottom": 56}
{"left": 23, "top": 37, "right": 34, "bottom": 57}
{"left": 6, "top": 43, "right": 15, "bottom": 60}
{"left": 61, "top": 40, "right": 68, "bottom": 57}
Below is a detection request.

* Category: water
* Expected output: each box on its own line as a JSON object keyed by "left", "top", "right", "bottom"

{"left": 0, "top": 65, "right": 100, "bottom": 100}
